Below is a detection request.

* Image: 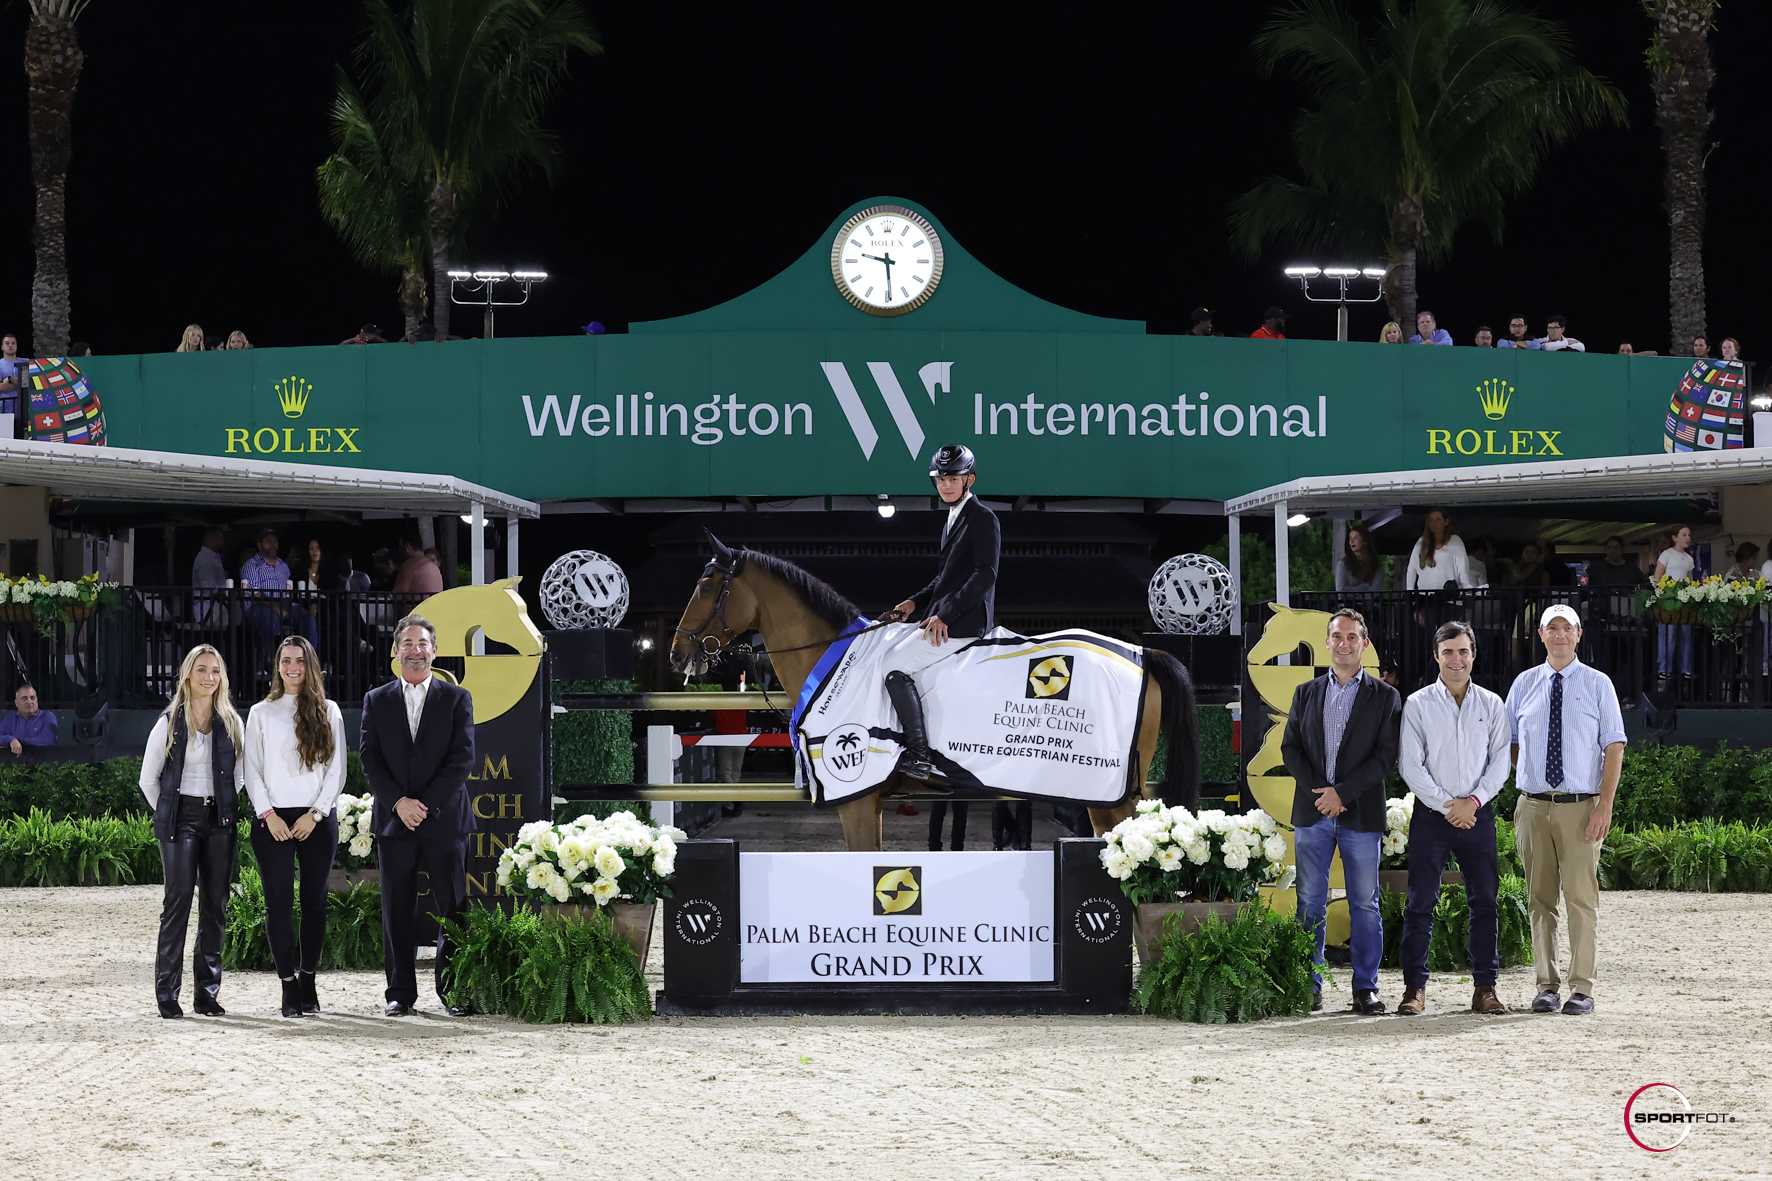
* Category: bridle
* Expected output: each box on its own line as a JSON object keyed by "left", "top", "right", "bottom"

{"left": 674, "top": 551, "right": 748, "bottom": 661}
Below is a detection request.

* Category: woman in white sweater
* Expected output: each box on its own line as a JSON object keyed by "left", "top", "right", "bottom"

{"left": 1404, "top": 508, "right": 1470, "bottom": 590}
{"left": 243, "top": 635, "right": 346, "bottom": 1018}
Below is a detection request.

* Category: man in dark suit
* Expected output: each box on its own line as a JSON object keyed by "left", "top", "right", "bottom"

{"left": 1281, "top": 607, "right": 1401, "bottom": 1015}
{"left": 884, "top": 444, "right": 1000, "bottom": 780}
{"left": 360, "top": 614, "right": 475, "bottom": 1016}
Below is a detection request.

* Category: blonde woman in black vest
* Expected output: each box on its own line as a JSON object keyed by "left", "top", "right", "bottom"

{"left": 138, "top": 644, "right": 245, "bottom": 1018}
{"left": 244, "top": 634, "right": 346, "bottom": 1018}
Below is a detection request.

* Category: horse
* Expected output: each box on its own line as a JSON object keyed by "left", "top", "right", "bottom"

{"left": 668, "top": 531, "right": 1200, "bottom": 849}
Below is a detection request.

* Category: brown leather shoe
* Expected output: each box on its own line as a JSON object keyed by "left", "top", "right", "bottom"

{"left": 1395, "top": 986, "right": 1426, "bottom": 1016}
{"left": 1471, "top": 984, "right": 1507, "bottom": 1014}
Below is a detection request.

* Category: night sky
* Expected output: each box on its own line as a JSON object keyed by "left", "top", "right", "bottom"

{"left": 0, "top": 2, "right": 1762, "bottom": 357}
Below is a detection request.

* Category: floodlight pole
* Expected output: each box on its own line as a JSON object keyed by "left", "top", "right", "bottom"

{"left": 1284, "top": 267, "right": 1388, "bottom": 342}
{"left": 448, "top": 270, "right": 548, "bottom": 339}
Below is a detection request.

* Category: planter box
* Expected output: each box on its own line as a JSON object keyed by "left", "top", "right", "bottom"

{"left": 1651, "top": 605, "right": 1700, "bottom": 626}
{"left": 538, "top": 900, "right": 655, "bottom": 969}
{"left": 328, "top": 867, "right": 381, "bottom": 892}
{"left": 1134, "top": 900, "right": 1244, "bottom": 967}
{"left": 1378, "top": 869, "right": 1466, "bottom": 897}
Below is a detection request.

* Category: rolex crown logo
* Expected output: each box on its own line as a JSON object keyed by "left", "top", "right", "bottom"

{"left": 1477, "top": 378, "right": 1513, "bottom": 420}
{"left": 275, "top": 376, "right": 313, "bottom": 418}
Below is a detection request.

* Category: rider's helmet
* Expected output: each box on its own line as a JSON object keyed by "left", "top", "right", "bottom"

{"left": 928, "top": 443, "right": 976, "bottom": 486}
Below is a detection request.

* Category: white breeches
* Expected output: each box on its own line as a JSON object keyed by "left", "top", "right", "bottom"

{"left": 878, "top": 628, "right": 977, "bottom": 690}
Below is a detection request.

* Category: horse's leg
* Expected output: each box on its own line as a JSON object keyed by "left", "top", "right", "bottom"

{"left": 837, "top": 792, "right": 883, "bottom": 851}
{"left": 1088, "top": 672, "right": 1165, "bottom": 835}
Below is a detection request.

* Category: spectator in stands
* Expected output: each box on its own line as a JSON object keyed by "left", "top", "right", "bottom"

{"left": 424, "top": 546, "right": 441, "bottom": 569}
{"left": 1336, "top": 522, "right": 1385, "bottom": 592}
{"left": 297, "top": 538, "right": 342, "bottom": 591}
{"left": 393, "top": 535, "right": 443, "bottom": 594}
{"left": 241, "top": 528, "right": 318, "bottom": 655}
{"left": 176, "top": 324, "right": 205, "bottom": 353}
{"left": 1250, "top": 307, "right": 1287, "bottom": 339}
{"left": 1539, "top": 314, "right": 1585, "bottom": 352}
{"left": 1465, "top": 537, "right": 1493, "bottom": 587}
{"left": 341, "top": 323, "right": 387, "bottom": 346}
{"left": 1619, "top": 341, "right": 1659, "bottom": 356}
{"left": 1379, "top": 322, "right": 1403, "bottom": 343}
{"left": 1188, "top": 308, "right": 1222, "bottom": 337}
{"left": 369, "top": 547, "right": 398, "bottom": 592}
{"left": 1654, "top": 526, "right": 1696, "bottom": 685}
{"left": 1723, "top": 541, "right": 1760, "bottom": 581}
{"left": 1472, "top": 326, "right": 1495, "bottom": 348}
{"left": 1691, "top": 336, "right": 1711, "bottom": 358}
{"left": 1721, "top": 337, "right": 1742, "bottom": 362}
{"left": 1509, "top": 540, "right": 1552, "bottom": 588}
{"left": 1498, "top": 316, "right": 1540, "bottom": 349}
{"left": 0, "top": 683, "right": 56, "bottom": 755}
{"left": 192, "top": 527, "right": 228, "bottom": 588}
{"left": 1408, "top": 310, "right": 1453, "bottom": 346}
{"left": 68, "top": 341, "right": 92, "bottom": 357}
{"left": 0, "top": 333, "right": 22, "bottom": 421}
{"left": 204, "top": 333, "right": 224, "bottom": 352}
{"left": 343, "top": 556, "right": 371, "bottom": 593}
{"left": 1405, "top": 508, "right": 1470, "bottom": 590}
{"left": 1585, "top": 536, "right": 1646, "bottom": 589}
{"left": 223, "top": 331, "right": 252, "bottom": 350}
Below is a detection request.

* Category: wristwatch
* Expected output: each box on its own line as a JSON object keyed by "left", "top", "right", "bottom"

{"left": 310, "top": 808, "right": 327, "bottom": 824}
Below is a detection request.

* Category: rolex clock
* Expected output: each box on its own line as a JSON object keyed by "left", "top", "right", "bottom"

{"left": 829, "top": 205, "right": 945, "bottom": 316}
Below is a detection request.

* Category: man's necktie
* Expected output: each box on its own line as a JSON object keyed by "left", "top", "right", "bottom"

{"left": 1545, "top": 672, "right": 1564, "bottom": 789}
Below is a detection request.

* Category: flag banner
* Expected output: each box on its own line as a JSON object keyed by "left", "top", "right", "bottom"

{"left": 1667, "top": 359, "right": 1746, "bottom": 454}
{"left": 24, "top": 358, "right": 104, "bottom": 446}
{"left": 794, "top": 623, "right": 1147, "bottom": 808}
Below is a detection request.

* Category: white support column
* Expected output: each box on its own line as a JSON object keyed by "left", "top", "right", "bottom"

{"left": 1228, "top": 513, "right": 1242, "bottom": 636}
{"left": 1274, "top": 500, "right": 1290, "bottom": 609}
{"left": 469, "top": 503, "right": 485, "bottom": 585}
{"left": 506, "top": 517, "right": 520, "bottom": 582}
{"left": 1331, "top": 517, "right": 1347, "bottom": 585}
{"left": 646, "top": 723, "right": 682, "bottom": 829}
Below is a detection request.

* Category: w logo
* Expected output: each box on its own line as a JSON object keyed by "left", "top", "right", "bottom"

{"left": 818, "top": 360, "right": 953, "bottom": 460}
{"left": 1073, "top": 896, "right": 1122, "bottom": 944}
{"left": 674, "top": 899, "right": 724, "bottom": 945}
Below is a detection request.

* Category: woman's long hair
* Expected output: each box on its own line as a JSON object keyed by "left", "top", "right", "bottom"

{"left": 265, "top": 635, "right": 334, "bottom": 771}
{"left": 1416, "top": 508, "right": 1454, "bottom": 570}
{"left": 1379, "top": 322, "right": 1401, "bottom": 343}
{"left": 1343, "top": 523, "right": 1378, "bottom": 583}
{"left": 176, "top": 324, "right": 205, "bottom": 353}
{"left": 162, "top": 644, "right": 244, "bottom": 755}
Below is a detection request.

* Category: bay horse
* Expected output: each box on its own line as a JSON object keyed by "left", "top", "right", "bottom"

{"left": 669, "top": 531, "right": 1200, "bottom": 850}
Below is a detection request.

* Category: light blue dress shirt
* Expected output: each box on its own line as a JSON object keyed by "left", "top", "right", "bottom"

{"left": 1400, "top": 679, "right": 1511, "bottom": 812}
{"left": 1505, "top": 658, "right": 1626, "bottom": 796}
{"left": 1320, "top": 670, "right": 1364, "bottom": 785}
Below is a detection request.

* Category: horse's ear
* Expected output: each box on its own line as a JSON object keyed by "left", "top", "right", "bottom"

{"left": 703, "top": 528, "right": 735, "bottom": 570}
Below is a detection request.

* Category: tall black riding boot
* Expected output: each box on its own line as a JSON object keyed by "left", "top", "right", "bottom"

{"left": 886, "top": 671, "right": 939, "bottom": 781}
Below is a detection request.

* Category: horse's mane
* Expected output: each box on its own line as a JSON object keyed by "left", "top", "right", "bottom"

{"left": 739, "top": 548, "right": 863, "bottom": 632}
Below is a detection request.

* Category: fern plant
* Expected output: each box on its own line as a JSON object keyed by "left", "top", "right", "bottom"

{"left": 1135, "top": 901, "right": 1314, "bottom": 1023}
{"left": 443, "top": 903, "right": 650, "bottom": 1024}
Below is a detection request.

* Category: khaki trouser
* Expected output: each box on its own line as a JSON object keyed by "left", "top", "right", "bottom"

{"left": 1514, "top": 794, "right": 1601, "bottom": 997}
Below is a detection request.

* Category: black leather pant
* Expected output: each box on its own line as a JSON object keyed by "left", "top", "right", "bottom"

{"left": 156, "top": 796, "right": 236, "bottom": 1008}
{"left": 250, "top": 807, "right": 339, "bottom": 978}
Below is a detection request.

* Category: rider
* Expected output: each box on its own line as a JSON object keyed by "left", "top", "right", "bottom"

{"left": 882, "top": 444, "right": 1001, "bottom": 780}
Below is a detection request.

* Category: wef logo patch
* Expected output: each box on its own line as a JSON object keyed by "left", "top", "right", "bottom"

{"left": 819, "top": 723, "right": 871, "bottom": 782}
{"left": 873, "top": 866, "right": 922, "bottom": 915}
{"left": 1026, "top": 655, "right": 1074, "bottom": 700}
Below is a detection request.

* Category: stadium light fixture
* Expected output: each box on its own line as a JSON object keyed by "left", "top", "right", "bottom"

{"left": 449, "top": 268, "right": 548, "bottom": 339}
{"left": 877, "top": 494, "right": 896, "bottom": 519}
{"left": 1283, "top": 263, "right": 1387, "bottom": 342}
{"left": 1287, "top": 512, "right": 1310, "bottom": 527}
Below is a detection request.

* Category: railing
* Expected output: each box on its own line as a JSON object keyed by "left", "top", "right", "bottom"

{"left": 3, "top": 586, "right": 437, "bottom": 709}
{"left": 1255, "top": 587, "right": 1766, "bottom": 708}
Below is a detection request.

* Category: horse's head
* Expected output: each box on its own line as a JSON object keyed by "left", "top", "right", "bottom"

{"left": 403, "top": 578, "right": 544, "bottom": 724}
{"left": 670, "top": 529, "right": 761, "bottom": 679}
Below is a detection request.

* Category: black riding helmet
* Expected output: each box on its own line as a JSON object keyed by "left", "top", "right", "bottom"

{"left": 928, "top": 443, "right": 976, "bottom": 485}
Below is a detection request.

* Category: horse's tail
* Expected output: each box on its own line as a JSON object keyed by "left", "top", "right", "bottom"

{"left": 1145, "top": 648, "right": 1200, "bottom": 811}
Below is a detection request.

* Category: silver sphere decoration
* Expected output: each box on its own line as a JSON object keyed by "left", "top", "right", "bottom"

{"left": 1149, "top": 553, "right": 1235, "bottom": 635}
{"left": 540, "top": 550, "right": 630, "bottom": 630}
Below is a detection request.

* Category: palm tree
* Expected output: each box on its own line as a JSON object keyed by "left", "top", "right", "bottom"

{"left": 1231, "top": 0, "right": 1627, "bottom": 327}
{"left": 25, "top": 0, "right": 91, "bottom": 357}
{"left": 356, "top": 0, "right": 601, "bottom": 339}
{"left": 318, "top": 77, "right": 432, "bottom": 340}
{"left": 1643, "top": 1, "right": 1715, "bottom": 356}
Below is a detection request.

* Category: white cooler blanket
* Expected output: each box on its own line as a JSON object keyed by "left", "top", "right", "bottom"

{"left": 792, "top": 623, "right": 1148, "bottom": 807}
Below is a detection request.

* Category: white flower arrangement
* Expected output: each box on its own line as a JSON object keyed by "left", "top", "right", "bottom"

{"left": 0, "top": 573, "right": 119, "bottom": 636}
{"left": 1381, "top": 796, "right": 1411, "bottom": 867}
{"left": 1100, "top": 800, "right": 1287, "bottom": 906}
{"left": 497, "top": 810, "right": 686, "bottom": 908}
{"left": 1642, "top": 575, "right": 1772, "bottom": 642}
{"left": 333, "top": 793, "right": 378, "bottom": 869}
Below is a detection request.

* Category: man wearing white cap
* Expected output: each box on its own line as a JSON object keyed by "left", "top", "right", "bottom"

{"left": 1504, "top": 604, "right": 1625, "bottom": 1015}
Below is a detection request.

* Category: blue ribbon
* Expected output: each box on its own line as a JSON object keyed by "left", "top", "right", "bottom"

{"left": 789, "top": 616, "right": 877, "bottom": 754}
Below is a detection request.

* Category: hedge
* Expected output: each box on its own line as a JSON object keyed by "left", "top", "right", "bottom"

{"left": 553, "top": 678, "right": 635, "bottom": 786}
{"left": 0, "top": 808, "right": 161, "bottom": 886}
{"left": 1378, "top": 876, "right": 1533, "bottom": 970}
{"left": 0, "top": 751, "right": 369, "bottom": 822}
{"left": 221, "top": 866, "right": 385, "bottom": 971}
{"left": 1600, "top": 820, "right": 1772, "bottom": 892}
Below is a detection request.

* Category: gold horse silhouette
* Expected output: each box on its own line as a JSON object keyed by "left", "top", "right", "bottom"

{"left": 399, "top": 578, "right": 544, "bottom": 725}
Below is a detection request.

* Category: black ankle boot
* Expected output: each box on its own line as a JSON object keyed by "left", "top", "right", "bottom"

{"left": 280, "top": 978, "right": 305, "bottom": 1018}
{"left": 297, "top": 971, "right": 319, "bottom": 1014}
{"left": 157, "top": 997, "right": 183, "bottom": 1019}
{"left": 886, "top": 671, "right": 939, "bottom": 781}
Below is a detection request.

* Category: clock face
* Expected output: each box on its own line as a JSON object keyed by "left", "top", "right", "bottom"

{"left": 829, "top": 205, "right": 944, "bottom": 316}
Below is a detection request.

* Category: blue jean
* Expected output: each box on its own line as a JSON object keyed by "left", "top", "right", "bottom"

{"left": 1294, "top": 817, "right": 1383, "bottom": 994}
{"left": 1657, "top": 622, "right": 1692, "bottom": 677}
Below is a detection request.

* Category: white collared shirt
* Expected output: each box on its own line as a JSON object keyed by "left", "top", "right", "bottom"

{"left": 942, "top": 492, "right": 972, "bottom": 545}
{"left": 1506, "top": 657, "right": 1627, "bottom": 796}
{"left": 242, "top": 694, "right": 347, "bottom": 816}
{"left": 1400, "top": 678, "right": 1511, "bottom": 812}
{"left": 401, "top": 675, "right": 431, "bottom": 740}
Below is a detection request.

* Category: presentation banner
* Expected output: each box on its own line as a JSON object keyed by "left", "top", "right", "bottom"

{"left": 738, "top": 851, "right": 1055, "bottom": 984}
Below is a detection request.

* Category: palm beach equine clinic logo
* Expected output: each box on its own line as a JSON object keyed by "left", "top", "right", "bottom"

{"left": 1424, "top": 379, "right": 1565, "bottom": 459}
{"left": 1027, "top": 655, "right": 1074, "bottom": 700}
{"left": 224, "top": 376, "right": 364, "bottom": 455}
{"left": 819, "top": 722, "right": 871, "bottom": 783}
{"left": 873, "top": 866, "right": 922, "bottom": 916}
{"left": 1623, "top": 1083, "right": 1737, "bottom": 1152}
